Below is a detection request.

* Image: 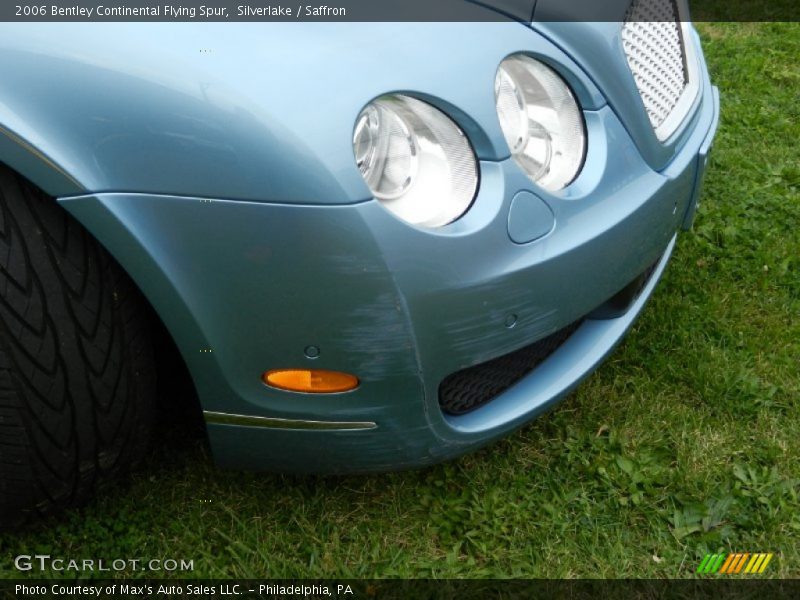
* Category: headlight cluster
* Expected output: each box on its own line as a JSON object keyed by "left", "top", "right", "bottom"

{"left": 353, "top": 95, "right": 478, "bottom": 228}
{"left": 353, "top": 55, "right": 586, "bottom": 228}
{"left": 495, "top": 56, "right": 586, "bottom": 192}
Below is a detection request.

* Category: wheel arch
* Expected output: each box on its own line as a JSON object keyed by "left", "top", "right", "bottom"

{"left": 0, "top": 155, "right": 202, "bottom": 423}
{"left": 0, "top": 125, "right": 86, "bottom": 198}
{"left": 56, "top": 192, "right": 220, "bottom": 425}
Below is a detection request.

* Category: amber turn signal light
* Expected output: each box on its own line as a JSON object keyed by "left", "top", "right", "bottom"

{"left": 263, "top": 369, "right": 359, "bottom": 394}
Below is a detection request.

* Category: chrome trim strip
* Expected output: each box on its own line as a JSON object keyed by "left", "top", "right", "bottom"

{"left": 203, "top": 411, "right": 377, "bottom": 431}
{"left": 653, "top": 19, "right": 701, "bottom": 142}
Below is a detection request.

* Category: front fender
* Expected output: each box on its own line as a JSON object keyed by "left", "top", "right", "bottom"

{"left": 0, "top": 21, "right": 603, "bottom": 203}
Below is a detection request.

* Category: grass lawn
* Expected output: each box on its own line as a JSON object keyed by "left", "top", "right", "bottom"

{"left": 1, "top": 22, "right": 798, "bottom": 580}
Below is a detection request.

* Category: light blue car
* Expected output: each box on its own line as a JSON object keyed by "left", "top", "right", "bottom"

{"left": 0, "top": 0, "right": 718, "bottom": 525}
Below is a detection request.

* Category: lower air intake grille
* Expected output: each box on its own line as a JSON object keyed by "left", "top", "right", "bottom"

{"left": 621, "top": 0, "right": 688, "bottom": 134}
{"left": 438, "top": 320, "right": 584, "bottom": 416}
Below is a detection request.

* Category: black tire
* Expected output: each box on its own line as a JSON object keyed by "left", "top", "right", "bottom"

{"left": 0, "top": 166, "right": 156, "bottom": 528}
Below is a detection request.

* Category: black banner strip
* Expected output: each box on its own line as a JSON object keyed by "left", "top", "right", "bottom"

{"left": 1, "top": 0, "right": 798, "bottom": 22}
{"left": 3, "top": 579, "right": 800, "bottom": 600}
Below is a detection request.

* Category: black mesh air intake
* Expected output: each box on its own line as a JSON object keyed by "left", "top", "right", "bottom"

{"left": 438, "top": 319, "right": 584, "bottom": 416}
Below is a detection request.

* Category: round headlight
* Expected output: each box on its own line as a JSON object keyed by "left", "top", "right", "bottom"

{"left": 353, "top": 95, "right": 478, "bottom": 228}
{"left": 495, "top": 56, "right": 586, "bottom": 191}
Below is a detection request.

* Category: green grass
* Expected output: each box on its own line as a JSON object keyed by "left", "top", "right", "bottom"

{"left": 1, "top": 22, "right": 798, "bottom": 580}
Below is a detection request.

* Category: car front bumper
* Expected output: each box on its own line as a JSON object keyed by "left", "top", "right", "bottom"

{"left": 59, "top": 41, "right": 720, "bottom": 475}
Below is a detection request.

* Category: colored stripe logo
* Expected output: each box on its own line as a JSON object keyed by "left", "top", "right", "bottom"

{"left": 697, "top": 553, "right": 773, "bottom": 574}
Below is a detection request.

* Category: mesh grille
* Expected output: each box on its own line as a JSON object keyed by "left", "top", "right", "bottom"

{"left": 622, "top": 0, "right": 688, "bottom": 131}
{"left": 438, "top": 320, "right": 583, "bottom": 416}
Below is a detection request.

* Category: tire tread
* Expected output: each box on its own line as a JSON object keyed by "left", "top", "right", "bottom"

{"left": 0, "top": 168, "right": 155, "bottom": 528}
